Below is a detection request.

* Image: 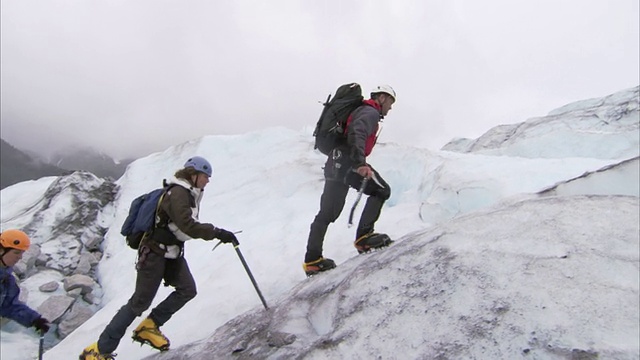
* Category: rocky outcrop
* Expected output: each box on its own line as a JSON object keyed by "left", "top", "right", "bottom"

{"left": 3, "top": 171, "right": 118, "bottom": 346}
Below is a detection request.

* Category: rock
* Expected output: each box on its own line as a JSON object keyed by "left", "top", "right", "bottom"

{"left": 82, "top": 235, "right": 102, "bottom": 251}
{"left": 82, "top": 292, "right": 96, "bottom": 305}
{"left": 36, "top": 253, "right": 49, "bottom": 267}
{"left": 39, "top": 281, "right": 59, "bottom": 292}
{"left": 86, "top": 252, "right": 100, "bottom": 266}
{"left": 73, "top": 254, "right": 92, "bottom": 275}
{"left": 57, "top": 303, "right": 94, "bottom": 339}
{"left": 37, "top": 295, "right": 75, "bottom": 323}
{"left": 14, "top": 244, "right": 41, "bottom": 277}
{"left": 12, "top": 261, "right": 28, "bottom": 277}
{"left": 63, "top": 274, "right": 95, "bottom": 295}
{"left": 267, "top": 331, "right": 297, "bottom": 347}
{"left": 67, "top": 288, "right": 82, "bottom": 298}
{"left": 24, "top": 244, "right": 41, "bottom": 268}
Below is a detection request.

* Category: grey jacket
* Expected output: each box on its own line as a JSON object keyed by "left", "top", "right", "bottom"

{"left": 347, "top": 104, "right": 382, "bottom": 166}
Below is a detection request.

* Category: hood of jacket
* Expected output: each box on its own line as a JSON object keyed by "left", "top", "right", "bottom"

{"left": 166, "top": 177, "right": 204, "bottom": 206}
{"left": 164, "top": 177, "right": 204, "bottom": 243}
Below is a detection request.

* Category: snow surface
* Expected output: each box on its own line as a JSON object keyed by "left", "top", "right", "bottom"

{"left": 0, "top": 177, "right": 58, "bottom": 231}
{"left": 442, "top": 86, "right": 639, "bottom": 160}
{"left": 1, "top": 88, "right": 639, "bottom": 359}
{"left": 148, "top": 195, "right": 639, "bottom": 360}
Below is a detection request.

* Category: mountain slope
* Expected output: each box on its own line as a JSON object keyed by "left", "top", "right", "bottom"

{"left": 38, "top": 125, "right": 638, "bottom": 360}
{"left": 0, "top": 139, "right": 69, "bottom": 189}
{"left": 47, "top": 146, "right": 132, "bottom": 180}
{"left": 1, "top": 86, "right": 638, "bottom": 360}
{"left": 149, "top": 195, "right": 639, "bottom": 360}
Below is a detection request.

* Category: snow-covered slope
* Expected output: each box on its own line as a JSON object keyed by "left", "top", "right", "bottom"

{"left": 148, "top": 195, "right": 639, "bottom": 360}
{"left": 442, "top": 86, "right": 639, "bottom": 159}
{"left": 1, "top": 86, "right": 638, "bottom": 360}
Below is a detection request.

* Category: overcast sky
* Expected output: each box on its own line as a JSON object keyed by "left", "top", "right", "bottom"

{"left": 1, "top": 0, "right": 638, "bottom": 160}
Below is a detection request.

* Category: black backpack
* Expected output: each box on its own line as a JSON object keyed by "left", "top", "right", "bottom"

{"left": 313, "top": 83, "right": 364, "bottom": 155}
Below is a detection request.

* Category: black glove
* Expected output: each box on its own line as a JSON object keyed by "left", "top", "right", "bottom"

{"left": 215, "top": 228, "right": 238, "bottom": 245}
{"left": 32, "top": 317, "right": 50, "bottom": 334}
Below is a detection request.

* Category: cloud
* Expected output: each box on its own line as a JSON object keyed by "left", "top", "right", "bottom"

{"left": 1, "top": 0, "right": 638, "bottom": 160}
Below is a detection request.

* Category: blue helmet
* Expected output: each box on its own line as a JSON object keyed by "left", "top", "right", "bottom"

{"left": 184, "top": 156, "right": 212, "bottom": 177}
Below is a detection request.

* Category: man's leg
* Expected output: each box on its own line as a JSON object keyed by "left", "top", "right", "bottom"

{"left": 149, "top": 257, "right": 197, "bottom": 326}
{"left": 305, "top": 179, "right": 349, "bottom": 262}
{"left": 98, "top": 247, "right": 165, "bottom": 353}
{"left": 346, "top": 167, "right": 391, "bottom": 239}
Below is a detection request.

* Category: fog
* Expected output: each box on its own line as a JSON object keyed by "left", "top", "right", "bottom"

{"left": 1, "top": 0, "right": 638, "bottom": 160}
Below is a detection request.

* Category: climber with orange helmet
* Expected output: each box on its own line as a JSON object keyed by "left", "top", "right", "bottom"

{"left": 0, "top": 229, "right": 51, "bottom": 335}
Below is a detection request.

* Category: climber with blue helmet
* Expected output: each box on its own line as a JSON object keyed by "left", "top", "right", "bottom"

{"left": 184, "top": 156, "right": 213, "bottom": 177}
{"left": 181, "top": 155, "right": 213, "bottom": 191}
{"left": 81, "top": 156, "right": 238, "bottom": 359}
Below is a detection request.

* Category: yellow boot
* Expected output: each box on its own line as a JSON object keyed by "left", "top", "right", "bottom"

{"left": 132, "top": 317, "right": 170, "bottom": 351}
{"left": 79, "top": 342, "right": 116, "bottom": 359}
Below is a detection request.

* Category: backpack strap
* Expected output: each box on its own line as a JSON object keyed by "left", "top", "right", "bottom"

{"left": 140, "top": 184, "right": 181, "bottom": 255}
{"left": 154, "top": 184, "right": 178, "bottom": 229}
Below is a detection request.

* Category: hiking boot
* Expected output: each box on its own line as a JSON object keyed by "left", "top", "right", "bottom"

{"left": 354, "top": 233, "right": 393, "bottom": 254}
{"left": 303, "top": 257, "right": 336, "bottom": 276}
{"left": 132, "top": 317, "right": 170, "bottom": 351}
{"left": 79, "top": 342, "right": 116, "bottom": 360}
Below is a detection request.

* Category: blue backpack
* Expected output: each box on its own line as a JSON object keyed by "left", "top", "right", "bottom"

{"left": 120, "top": 186, "right": 172, "bottom": 249}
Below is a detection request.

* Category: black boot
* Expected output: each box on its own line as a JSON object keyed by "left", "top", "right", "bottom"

{"left": 354, "top": 233, "right": 393, "bottom": 254}
{"left": 303, "top": 257, "right": 337, "bottom": 276}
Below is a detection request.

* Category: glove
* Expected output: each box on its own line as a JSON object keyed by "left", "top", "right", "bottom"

{"left": 32, "top": 317, "right": 50, "bottom": 334}
{"left": 215, "top": 228, "right": 238, "bottom": 245}
{"left": 355, "top": 165, "right": 372, "bottom": 179}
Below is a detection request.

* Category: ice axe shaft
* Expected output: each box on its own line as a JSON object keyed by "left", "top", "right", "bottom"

{"left": 348, "top": 177, "right": 369, "bottom": 227}
{"left": 38, "top": 334, "right": 44, "bottom": 360}
{"left": 211, "top": 231, "right": 269, "bottom": 310}
{"left": 232, "top": 240, "right": 269, "bottom": 310}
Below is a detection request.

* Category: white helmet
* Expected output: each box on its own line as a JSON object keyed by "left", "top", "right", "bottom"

{"left": 370, "top": 84, "right": 396, "bottom": 101}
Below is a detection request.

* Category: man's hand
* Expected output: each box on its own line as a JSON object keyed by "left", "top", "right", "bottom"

{"left": 356, "top": 165, "right": 373, "bottom": 179}
{"left": 215, "top": 228, "right": 239, "bottom": 245}
{"left": 32, "top": 317, "right": 50, "bottom": 335}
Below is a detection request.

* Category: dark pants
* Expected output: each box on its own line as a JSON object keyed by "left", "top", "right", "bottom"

{"left": 97, "top": 247, "right": 197, "bottom": 353}
{"left": 305, "top": 149, "right": 391, "bottom": 263}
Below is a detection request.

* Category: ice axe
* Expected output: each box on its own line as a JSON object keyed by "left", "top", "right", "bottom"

{"left": 348, "top": 177, "right": 369, "bottom": 227}
{"left": 231, "top": 238, "right": 269, "bottom": 310}
{"left": 210, "top": 230, "right": 243, "bottom": 252}
{"left": 38, "top": 332, "right": 44, "bottom": 360}
{"left": 211, "top": 231, "right": 269, "bottom": 310}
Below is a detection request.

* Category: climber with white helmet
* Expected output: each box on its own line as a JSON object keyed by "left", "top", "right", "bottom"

{"left": 303, "top": 84, "right": 397, "bottom": 276}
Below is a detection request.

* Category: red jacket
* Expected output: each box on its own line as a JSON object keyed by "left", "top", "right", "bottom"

{"left": 345, "top": 99, "right": 382, "bottom": 163}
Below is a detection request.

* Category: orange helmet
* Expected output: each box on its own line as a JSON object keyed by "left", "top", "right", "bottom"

{"left": 0, "top": 229, "right": 31, "bottom": 251}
